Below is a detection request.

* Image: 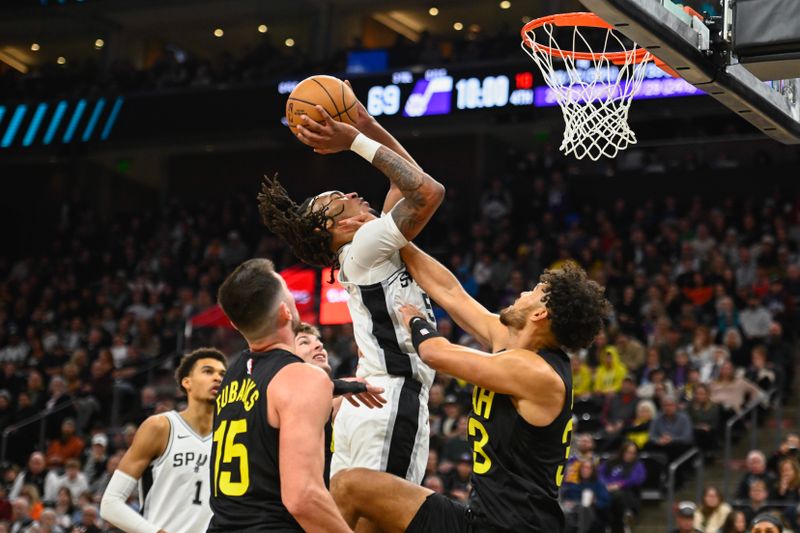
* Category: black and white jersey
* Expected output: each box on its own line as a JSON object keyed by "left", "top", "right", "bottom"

{"left": 139, "top": 411, "right": 212, "bottom": 533}
{"left": 337, "top": 214, "right": 436, "bottom": 389}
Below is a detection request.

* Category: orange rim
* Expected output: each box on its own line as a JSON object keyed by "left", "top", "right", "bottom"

{"left": 521, "top": 12, "right": 680, "bottom": 76}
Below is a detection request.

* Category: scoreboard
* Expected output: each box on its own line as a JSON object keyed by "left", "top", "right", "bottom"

{"left": 277, "top": 62, "right": 703, "bottom": 125}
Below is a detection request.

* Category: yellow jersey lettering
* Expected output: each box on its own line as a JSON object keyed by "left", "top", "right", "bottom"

{"left": 216, "top": 379, "right": 260, "bottom": 414}
{"left": 471, "top": 386, "right": 495, "bottom": 419}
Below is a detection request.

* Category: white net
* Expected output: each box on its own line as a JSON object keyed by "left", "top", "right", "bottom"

{"left": 522, "top": 21, "right": 653, "bottom": 161}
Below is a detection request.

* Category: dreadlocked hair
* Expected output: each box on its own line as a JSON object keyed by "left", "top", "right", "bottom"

{"left": 540, "top": 262, "right": 612, "bottom": 352}
{"left": 257, "top": 175, "right": 341, "bottom": 278}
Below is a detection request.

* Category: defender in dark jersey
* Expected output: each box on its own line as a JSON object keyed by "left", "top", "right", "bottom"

{"left": 331, "top": 246, "right": 611, "bottom": 533}
{"left": 208, "top": 258, "right": 351, "bottom": 533}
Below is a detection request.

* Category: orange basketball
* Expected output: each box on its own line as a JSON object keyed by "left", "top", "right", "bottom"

{"left": 286, "top": 75, "right": 358, "bottom": 136}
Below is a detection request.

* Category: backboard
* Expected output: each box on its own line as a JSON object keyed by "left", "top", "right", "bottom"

{"left": 578, "top": 0, "right": 800, "bottom": 144}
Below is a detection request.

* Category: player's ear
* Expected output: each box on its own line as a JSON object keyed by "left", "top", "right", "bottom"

{"left": 182, "top": 376, "right": 191, "bottom": 393}
{"left": 529, "top": 306, "right": 548, "bottom": 323}
{"left": 277, "top": 301, "right": 292, "bottom": 325}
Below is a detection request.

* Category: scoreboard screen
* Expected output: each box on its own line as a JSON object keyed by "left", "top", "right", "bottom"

{"left": 276, "top": 62, "right": 703, "bottom": 125}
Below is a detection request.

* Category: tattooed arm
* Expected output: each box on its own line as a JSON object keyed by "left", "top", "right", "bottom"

{"left": 294, "top": 105, "right": 444, "bottom": 241}
{"left": 371, "top": 146, "right": 444, "bottom": 241}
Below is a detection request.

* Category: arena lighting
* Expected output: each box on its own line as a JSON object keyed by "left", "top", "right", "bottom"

{"left": 22, "top": 103, "right": 48, "bottom": 146}
{"left": 0, "top": 97, "right": 123, "bottom": 149}
{"left": 428, "top": 7, "right": 439, "bottom": 16}
{"left": 57, "top": 56, "right": 66, "bottom": 65}
{"left": 469, "top": 24, "right": 481, "bottom": 33}
{"left": 258, "top": 24, "right": 268, "bottom": 33}
{"left": 213, "top": 28, "right": 224, "bottom": 38}
{"left": 0, "top": 104, "right": 26, "bottom": 147}
{"left": 453, "top": 22, "right": 463, "bottom": 31}
{"left": 31, "top": 43, "right": 40, "bottom": 52}
{"left": 285, "top": 38, "right": 295, "bottom": 47}
{"left": 499, "top": 1, "right": 511, "bottom": 9}
{"left": 95, "top": 38, "right": 104, "bottom": 49}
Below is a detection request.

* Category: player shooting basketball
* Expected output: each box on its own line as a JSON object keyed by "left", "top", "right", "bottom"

{"left": 258, "top": 90, "right": 444, "bottom": 485}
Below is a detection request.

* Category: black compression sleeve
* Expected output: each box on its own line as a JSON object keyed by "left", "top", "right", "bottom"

{"left": 410, "top": 316, "right": 443, "bottom": 353}
{"left": 332, "top": 379, "right": 368, "bottom": 396}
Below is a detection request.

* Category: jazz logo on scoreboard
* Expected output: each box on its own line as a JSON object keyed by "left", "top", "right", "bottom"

{"left": 403, "top": 76, "right": 454, "bottom": 117}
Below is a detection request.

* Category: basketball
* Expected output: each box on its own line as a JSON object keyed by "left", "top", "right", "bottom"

{"left": 286, "top": 75, "right": 358, "bottom": 135}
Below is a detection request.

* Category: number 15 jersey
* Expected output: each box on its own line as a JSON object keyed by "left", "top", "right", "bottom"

{"left": 208, "top": 349, "right": 311, "bottom": 533}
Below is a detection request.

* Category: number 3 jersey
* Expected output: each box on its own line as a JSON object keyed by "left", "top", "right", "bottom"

{"left": 209, "top": 349, "right": 321, "bottom": 532}
{"left": 139, "top": 410, "right": 212, "bottom": 533}
{"left": 467, "top": 347, "right": 573, "bottom": 532}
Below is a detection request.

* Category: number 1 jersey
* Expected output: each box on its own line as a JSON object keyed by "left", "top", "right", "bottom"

{"left": 139, "top": 410, "right": 212, "bottom": 533}
{"left": 208, "top": 349, "right": 308, "bottom": 532}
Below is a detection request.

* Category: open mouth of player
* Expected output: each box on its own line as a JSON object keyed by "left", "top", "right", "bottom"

{"left": 211, "top": 386, "right": 220, "bottom": 395}
{"left": 313, "top": 353, "right": 326, "bottom": 363}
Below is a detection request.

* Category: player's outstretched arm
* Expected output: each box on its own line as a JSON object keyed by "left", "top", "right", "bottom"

{"left": 401, "top": 243, "right": 508, "bottom": 350}
{"left": 271, "top": 364, "right": 352, "bottom": 533}
{"left": 100, "top": 415, "right": 169, "bottom": 533}
{"left": 399, "top": 306, "right": 565, "bottom": 426}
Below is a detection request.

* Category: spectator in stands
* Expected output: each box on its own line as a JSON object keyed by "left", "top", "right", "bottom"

{"left": 43, "top": 376, "right": 75, "bottom": 440}
{"left": 565, "top": 433, "right": 597, "bottom": 484}
{"left": 687, "top": 383, "right": 720, "bottom": 452}
{"left": 768, "top": 434, "right": 800, "bottom": 473}
{"left": 57, "top": 459, "right": 89, "bottom": 504}
{"left": 770, "top": 458, "right": 800, "bottom": 503}
{"left": 694, "top": 485, "right": 732, "bottom": 532}
{"left": 687, "top": 326, "right": 715, "bottom": 370}
{"left": 562, "top": 459, "right": 610, "bottom": 533}
{"left": 52, "top": 487, "right": 74, "bottom": 529}
{"left": 719, "top": 509, "right": 748, "bottom": 533}
{"left": 637, "top": 347, "right": 663, "bottom": 386}
{"left": 599, "top": 440, "right": 646, "bottom": 532}
{"left": 9, "top": 496, "right": 33, "bottom": 533}
{"left": 637, "top": 368, "right": 675, "bottom": 401}
{"left": 9, "top": 453, "right": 58, "bottom": 503}
{"left": 81, "top": 434, "right": 108, "bottom": 487}
{"left": 594, "top": 346, "right": 628, "bottom": 396}
{"left": 740, "top": 295, "right": 772, "bottom": 344}
{"left": 423, "top": 475, "right": 444, "bottom": 494}
{"left": 750, "top": 513, "right": 786, "bottom": 533}
{"left": 737, "top": 451, "right": 776, "bottom": 500}
{"left": 45, "top": 419, "right": 85, "bottom": 467}
{"left": 672, "top": 501, "right": 703, "bottom": 533}
{"left": 738, "top": 478, "right": 772, "bottom": 524}
{"left": 571, "top": 356, "right": 594, "bottom": 400}
{"left": 440, "top": 395, "right": 463, "bottom": 439}
{"left": 646, "top": 394, "right": 693, "bottom": 461}
{"left": 76, "top": 504, "right": 102, "bottom": 533}
{"left": 699, "top": 346, "right": 729, "bottom": 384}
{"left": 765, "top": 322, "right": 793, "bottom": 398}
{"left": 680, "top": 367, "right": 703, "bottom": 403}
{"left": 670, "top": 349, "right": 693, "bottom": 390}
{"left": 745, "top": 345, "right": 777, "bottom": 391}
{"left": 615, "top": 333, "right": 645, "bottom": 375}
{"left": 710, "top": 361, "right": 764, "bottom": 414}
{"left": 601, "top": 376, "right": 639, "bottom": 450}
{"left": 441, "top": 417, "right": 470, "bottom": 464}
{"left": 623, "top": 400, "right": 657, "bottom": 450}
{"left": 18, "top": 485, "right": 42, "bottom": 522}
{"left": 35, "top": 508, "right": 64, "bottom": 533}
{"left": 444, "top": 453, "right": 472, "bottom": 503}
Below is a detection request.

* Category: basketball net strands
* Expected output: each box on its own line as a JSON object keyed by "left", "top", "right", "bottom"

{"left": 520, "top": 11, "right": 699, "bottom": 161}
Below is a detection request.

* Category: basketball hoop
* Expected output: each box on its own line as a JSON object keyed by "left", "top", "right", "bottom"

{"left": 521, "top": 12, "right": 668, "bottom": 161}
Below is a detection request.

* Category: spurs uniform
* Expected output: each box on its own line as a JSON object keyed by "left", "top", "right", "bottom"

{"left": 331, "top": 213, "right": 435, "bottom": 484}
{"left": 138, "top": 410, "right": 213, "bottom": 533}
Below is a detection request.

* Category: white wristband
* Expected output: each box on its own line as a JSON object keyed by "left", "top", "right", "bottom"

{"left": 350, "top": 133, "right": 381, "bottom": 163}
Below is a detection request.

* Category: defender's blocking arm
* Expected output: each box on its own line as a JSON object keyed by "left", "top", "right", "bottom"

{"left": 400, "top": 243, "right": 508, "bottom": 350}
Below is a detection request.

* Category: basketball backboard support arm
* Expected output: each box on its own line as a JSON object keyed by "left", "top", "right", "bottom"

{"left": 579, "top": 0, "right": 800, "bottom": 144}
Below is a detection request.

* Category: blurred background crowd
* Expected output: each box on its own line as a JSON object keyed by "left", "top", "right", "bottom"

{"left": 0, "top": 142, "right": 798, "bottom": 531}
